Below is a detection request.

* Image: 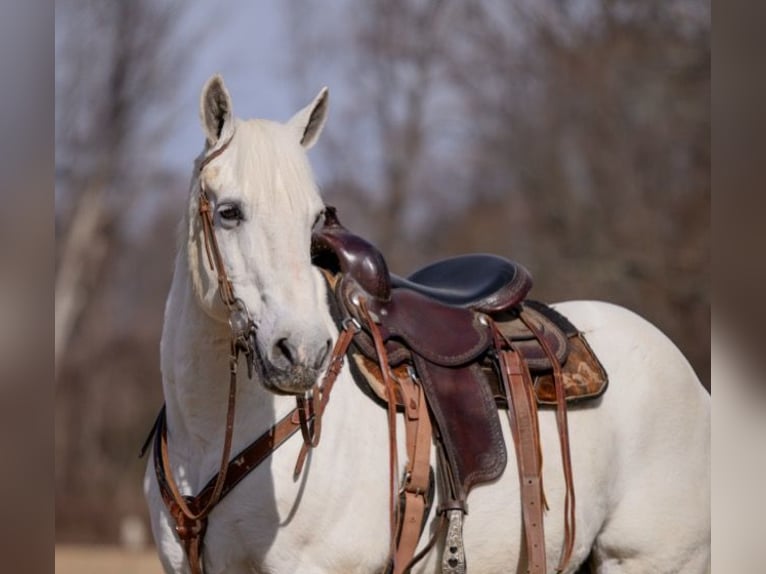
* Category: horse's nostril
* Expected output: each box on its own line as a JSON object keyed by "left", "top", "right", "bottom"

{"left": 313, "top": 338, "right": 332, "bottom": 369}
{"left": 271, "top": 336, "right": 330, "bottom": 370}
{"left": 274, "top": 337, "right": 295, "bottom": 366}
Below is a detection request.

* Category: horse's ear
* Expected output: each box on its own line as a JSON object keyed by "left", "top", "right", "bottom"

{"left": 200, "top": 74, "right": 234, "bottom": 146}
{"left": 288, "top": 87, "right": 329, "bottom": 149}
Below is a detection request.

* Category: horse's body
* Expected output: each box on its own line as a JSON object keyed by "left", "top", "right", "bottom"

{"left": 145, "top": 76, "right": 710, "bottom": 573}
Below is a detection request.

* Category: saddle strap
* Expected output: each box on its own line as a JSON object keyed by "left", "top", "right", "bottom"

{"left": 393, "top": 372, "right": 433, "bottom": 574}
{"left": 520, "top": 312, "right": 576, "bottom": 572}
{"left": 497, "top": 347, "right": 547, "bottom": 574}
{"left": 359, "top": 299, "right": 401, "bottom": 563}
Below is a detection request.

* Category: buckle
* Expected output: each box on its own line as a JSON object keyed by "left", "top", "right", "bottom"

{"left": 342, "top": 316, "right": 362, "bottom": 333}
{"left": 228, "top": 299, "right": 257, "bottom": 378}
{"left": 400, "top": 470, "right": 427, "bottom": 498}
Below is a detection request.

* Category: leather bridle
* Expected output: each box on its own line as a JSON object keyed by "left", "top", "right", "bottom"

{"left": 146, "top": 136, "right": 358, "bottom": 574}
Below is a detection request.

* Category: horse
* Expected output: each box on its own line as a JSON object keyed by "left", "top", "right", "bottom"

{"left": 144, "top": 74, "right": 710, "bottom": 573}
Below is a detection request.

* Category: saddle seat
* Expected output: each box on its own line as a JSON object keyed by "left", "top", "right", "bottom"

{"left": 312, "top": 207, "right": 530, "bottom": 313}
{"left": 391, "top": 254, "right": 532, "bottom": 313}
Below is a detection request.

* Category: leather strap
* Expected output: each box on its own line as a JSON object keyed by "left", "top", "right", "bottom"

{"left": 155, "top": 408, "right": 303, "bottom": 573}
{"left": 359, "top": 298, "right": 401, "bottom": 563}
{"left": 393, "top": 371, "right": 433, "bottom": 574}
{"left": 354, "top": 298, "right": 435, "bottom": 574}
{"left": 520, "top": 311, "right": 576, "bottom": 572}
{"left": 197, "top": 137, "right": 238, "bottom": 309}
{"left": 293, "top": 320, "right": 358, "bottom": 477}
{"left": 156, "top": 341, "right": 240, "bottom": 574}
{"left": 153, "top": 319, "right": 358, "bottom": 573}
{"left": 154, "top": 402, "right": 301, "bottom": 574}
{"left": 351, "top": 306, "right": 434, "bottom": 574}
{"left": 496, "top": 344, "right": 547, "bottom": 574}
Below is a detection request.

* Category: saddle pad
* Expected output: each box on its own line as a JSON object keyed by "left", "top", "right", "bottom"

{"left": 533, "top": 332, "right": 608, "bottom": 405}
{"left": 484, "top": 331, "right": 608, "bottom": 406}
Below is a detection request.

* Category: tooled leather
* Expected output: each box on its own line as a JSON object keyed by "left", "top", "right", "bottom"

{"left": 532, "top": 331, "right": 608, "bottom": 405}
{"left": 412, "top": 356, "right": 507, "bottom": 496}
{"left": 338, "top": 277, "right": 492, "bottom": 367}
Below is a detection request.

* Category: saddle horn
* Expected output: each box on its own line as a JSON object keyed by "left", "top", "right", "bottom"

{"left": 311, "top": 206, "right": 392, "bottom": 301}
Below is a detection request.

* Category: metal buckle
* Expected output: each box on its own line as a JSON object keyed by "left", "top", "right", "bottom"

{"left": 400, "top": 470, "right": 426, "bottom": 497}
{"left": 228, "top": 299, "right": 251, "bottom": 337}
{"left": 342, "top": 316, "right": 362, "bottom": 333}
{"left": 228, "top": 298, "right": 257, "bottom": 378}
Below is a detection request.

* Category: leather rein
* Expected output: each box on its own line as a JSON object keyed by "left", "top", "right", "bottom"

{"left": 143, "top": 137, "right": 358, "bottom": 574}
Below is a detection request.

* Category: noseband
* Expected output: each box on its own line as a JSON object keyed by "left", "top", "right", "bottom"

{"left": 144, "top": 136, "right": 358, "bottom": 574}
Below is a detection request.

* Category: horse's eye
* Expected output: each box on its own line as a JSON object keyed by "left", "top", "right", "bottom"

{"left": 217, "top": 203, "right": 243, "bottom": 227}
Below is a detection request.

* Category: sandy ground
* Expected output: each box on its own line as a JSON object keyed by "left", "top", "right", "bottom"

{"left": 55, "top": 545, "right": 164, "bottom": 574}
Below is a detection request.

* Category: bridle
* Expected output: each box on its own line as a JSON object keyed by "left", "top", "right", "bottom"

{"left": 196, "top": 138, "right": 259, "bottom": 376}
{"left": 145, "top": 135, "right": 358, "bottom": 574}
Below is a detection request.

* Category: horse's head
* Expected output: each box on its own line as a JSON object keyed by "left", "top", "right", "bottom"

{"left": 186, "top": 74, "right": 333, "bottom": 395}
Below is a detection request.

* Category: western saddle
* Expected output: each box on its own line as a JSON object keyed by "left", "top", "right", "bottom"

{"left": 312, "top": 207, "right": 608, "bottom": 574}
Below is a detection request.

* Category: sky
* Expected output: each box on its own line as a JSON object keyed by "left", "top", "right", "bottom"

{"left": 161, "top": 2, "right": 297, "bottom": 173}
{"left": 160, "top": 1, "right": 363, "bottom": 188}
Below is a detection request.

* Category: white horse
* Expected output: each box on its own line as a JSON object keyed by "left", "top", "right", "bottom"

{"left": 145, "top": 74, "right": 710, "bottom": 573}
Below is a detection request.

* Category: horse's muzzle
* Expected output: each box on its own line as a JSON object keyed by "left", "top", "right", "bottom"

{"left": 261, "top": 364, "right": 322, "bottom": 395}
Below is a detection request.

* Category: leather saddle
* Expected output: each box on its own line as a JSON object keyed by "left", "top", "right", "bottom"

{"left": 312, "top": 207, "right": 607, "bottom": 572}
{"left": 313, "top": 206, "right": 606, "bottom": 483}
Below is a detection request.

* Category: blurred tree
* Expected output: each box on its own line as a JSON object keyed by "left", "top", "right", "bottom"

{"left": 286, "top": 0, "right": 460, "bottom": 268}
{"left": 442, "top": 0, "right": 710, "bottom": 383}
{"left": 55, "top": 0, "right": 709, "bottom": 545}
{"left": 55, "top": 0, "right": 198, "bottom": 542}
{"left": 286, "top": 0, "right": 710, "bottom": 385}
{"left": 55, "top": 0, "right": 188, "bottom": 375}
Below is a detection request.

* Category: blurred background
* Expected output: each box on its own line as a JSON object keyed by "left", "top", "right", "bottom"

{"left": 54, "top": 0, "right": 709, "bottom": 561}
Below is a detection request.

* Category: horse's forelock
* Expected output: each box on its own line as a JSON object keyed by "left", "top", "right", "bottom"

{"left": 231, "top": 120, "right": 319, "bottom": 209}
